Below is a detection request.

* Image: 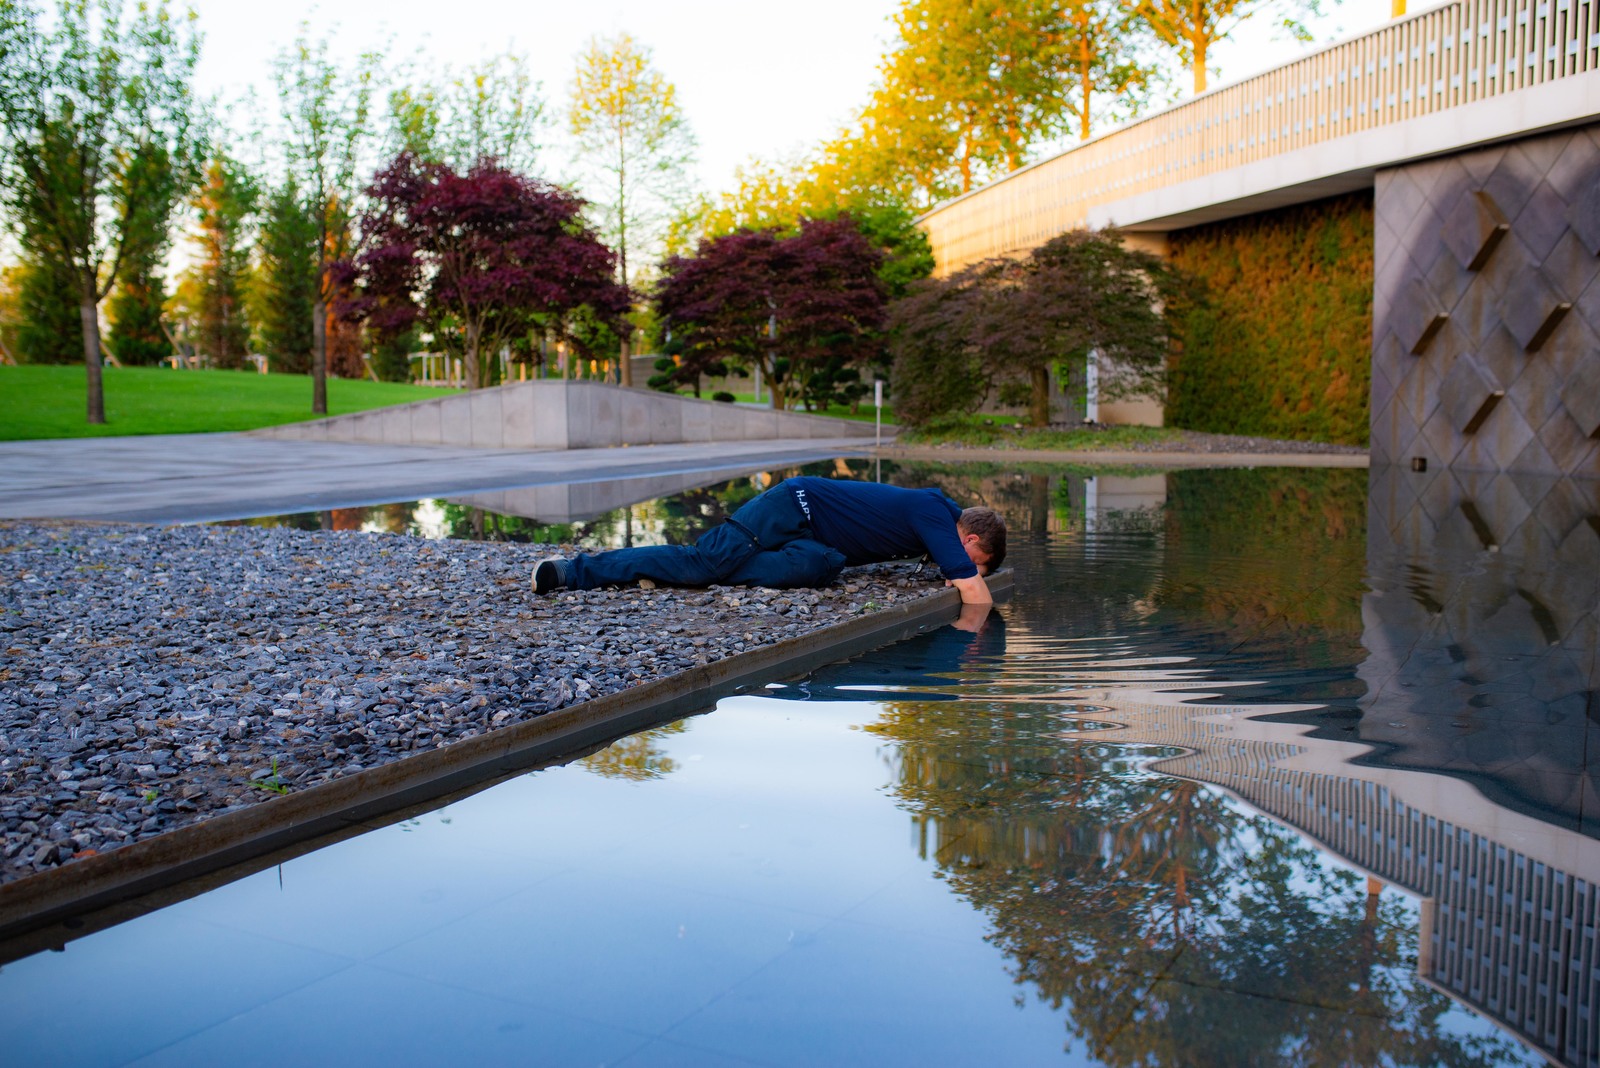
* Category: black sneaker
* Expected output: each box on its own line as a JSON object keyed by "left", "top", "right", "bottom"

{"left": 531, "top": 557, "right": 570, "bottom": 595}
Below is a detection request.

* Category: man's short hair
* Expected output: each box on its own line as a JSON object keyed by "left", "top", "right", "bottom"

{"left": 958, "top": 507, "right": 1007, "bottom": 571}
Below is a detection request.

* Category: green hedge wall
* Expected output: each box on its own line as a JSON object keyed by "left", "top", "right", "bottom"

{"left": 1166, "top": 191, "right": 1373, "bottom": 445}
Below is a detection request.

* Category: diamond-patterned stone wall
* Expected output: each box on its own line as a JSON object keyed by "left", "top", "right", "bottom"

{"left": 1372, "top": 124, "right": 1600, "bottom": 478}
{"left": 1363, "top": 464, "right": 1600, "bottom": 828}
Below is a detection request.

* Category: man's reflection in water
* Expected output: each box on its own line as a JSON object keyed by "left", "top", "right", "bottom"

{"left": 776, "top": 605, "right": 1007, "bottom": 704}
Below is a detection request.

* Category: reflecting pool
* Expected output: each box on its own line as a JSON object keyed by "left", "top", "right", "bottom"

{"left": 3, "top": 463, "right": 1596, "bottom": 1067}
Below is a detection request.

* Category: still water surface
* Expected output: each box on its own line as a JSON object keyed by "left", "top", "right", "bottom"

{"left": 2, "top": 462, "right": 1595, "bottom": 1067}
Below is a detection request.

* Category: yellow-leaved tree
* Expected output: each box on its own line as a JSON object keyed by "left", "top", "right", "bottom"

{"left": 568, "top": 33, "right": 697, "bottom": 385}
{"left": 1136, "top": 0, "right": 1336, "bottom": 94}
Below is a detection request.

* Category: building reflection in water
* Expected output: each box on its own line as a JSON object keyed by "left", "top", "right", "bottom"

{"left": 774, "top": 463, "right": 1596, "bottom": 1067}
{"left": 1354, "top": 464, "right": 1599, "bottom": 1067}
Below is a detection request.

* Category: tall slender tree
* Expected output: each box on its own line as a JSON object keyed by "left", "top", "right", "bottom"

{"left": 105, "top": 242, "right": 169, "bottom": 365}
{"left": 390, "top": 51, "right": 544, "bottom": 174}
{"left": 799, "top": 0, "right": 1169, "bottom": 213}
{"left": 272, "top": 27, "right": 379, "bottom": 412}
{"left": 249, "top": 177, "right": 318, "bottom": 374}
{"left": 186, "top": 154, "right": 259, "bottom": 369}
{"left": 1136, "top": 0, "right": 1335, "bottom": 94}
{"left": 10, "top": 249, "right": 82, "bottom": 364}
{"left": 0, "top": 0, "right": 201, "bottom": 423}
{"left": 107, "top": 136, "right": 176, "bottom": 366}
{"left": 1054, "top": 0, "right": 1168, "bottom": 141}
{"left": 568, "top": 33, "right": 696, "bottom": 386}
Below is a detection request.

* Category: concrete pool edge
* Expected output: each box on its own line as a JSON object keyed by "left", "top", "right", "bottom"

{"left": 0, "top": 571, "right": 1012, "bottom": 956}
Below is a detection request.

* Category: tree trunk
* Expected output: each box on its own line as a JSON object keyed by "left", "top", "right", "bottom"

{"left": 1079, "top": 26, "right": 1094, "bottom": 141}
{"left": 312, "top": 297, "right": 328, "bottom": 414}
{"left": 619, "top": 333, "right": 632, "bottom": 387}
{"left": 764, "top": 353, "right": 784, "bottom": 410}
{"left": 1193, "top": 28, "right": 1207, "bottom": 94}
{"left": 464, "top": 321, "right": 481, "bottom": 391}
{"left": 1029, "top": 363, "right": 1051, "bottom": 428}
{"left": 80, "top": 288, "right": 105, "bottom": 425}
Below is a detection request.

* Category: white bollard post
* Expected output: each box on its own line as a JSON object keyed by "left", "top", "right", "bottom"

{"left": 874, "top": 379, "right": 883, "bottom": 448}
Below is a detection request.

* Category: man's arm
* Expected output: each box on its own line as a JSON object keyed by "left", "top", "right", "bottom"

{"left": 951, "top": 600, "right": 993, "bottom": 633}
{"left": 947, "top": 574, "right": 992, "bottom": 605}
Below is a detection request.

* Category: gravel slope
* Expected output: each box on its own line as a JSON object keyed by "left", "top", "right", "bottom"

{"left": 0, "top": 521, "right": 945, "bottom": 885}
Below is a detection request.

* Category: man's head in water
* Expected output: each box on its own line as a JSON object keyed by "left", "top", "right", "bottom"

{"left": 957, "top": 507, "right": 1007, "bottom": 575}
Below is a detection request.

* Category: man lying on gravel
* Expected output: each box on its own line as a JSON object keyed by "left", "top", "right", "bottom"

{"left": 533, "top": 477, "right": 1007, "bottom": 605}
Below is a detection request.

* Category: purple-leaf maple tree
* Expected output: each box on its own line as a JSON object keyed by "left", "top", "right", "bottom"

{"left": 654, "top": 217, "right": 886, "bottom": 410}
{"left": 346, "top": 152, "right": 631, "bottom": 390}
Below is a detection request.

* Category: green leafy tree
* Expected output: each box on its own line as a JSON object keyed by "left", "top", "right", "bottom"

{"left": 185, "top": 154, "right": 259, "bottom": 369}
{"left": 249, "top": 177, "right": 318, "bottom": 374}
{"left": 0, "top": 263, "right": 20, "bottom": 363}
{"left": 10, "top": 248, "right": 83, "bottom": 364}
{"left": 873, "top": 0, "right": 1066, "bottom": 194}
{"left": 389, "top": 51, "right": 544, "bottom": 174}
{"left": 105, "top": 240, "right": 168, "bottom": 365}
{"left": 106, "top": 136, "right": 176, "bottom": 367}
{"left": 569, "top": 32, "right": 696, "bottom": 385}
{"left": 0, "top": 0, "right": 201, "bottom": 422}
{"left": 692, "top": 0, "right": 1166, "bottom": 245}
{"left": 368, "top": 324, "right": 416, "bottom": 383}
{"left": 272, "top": 26, "right": 379, "bottom": 411}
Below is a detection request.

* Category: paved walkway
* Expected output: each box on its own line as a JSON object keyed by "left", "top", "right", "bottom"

{"left": 0, "top": 434, "right": 880, "bottom": 524}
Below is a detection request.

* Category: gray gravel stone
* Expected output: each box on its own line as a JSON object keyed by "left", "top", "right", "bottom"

{"left": 0, "top": 519, "right": 946, "bottom": 884}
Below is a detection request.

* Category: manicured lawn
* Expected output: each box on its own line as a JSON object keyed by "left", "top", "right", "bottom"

{"left": 0, "top": 365, "right": 458, "bottom": 440}
{"left": 713, "top": 391, "right": 895, "bottom": 425}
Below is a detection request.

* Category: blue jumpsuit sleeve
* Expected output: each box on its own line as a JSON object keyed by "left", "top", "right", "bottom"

{"left": 912, "top": 501, "right": 977, "bottom": 580}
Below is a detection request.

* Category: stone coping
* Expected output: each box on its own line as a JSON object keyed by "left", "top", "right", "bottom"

{"left": 877, "top": 446, "right": 1370, "bottom": 468}
{"left": 0, "top": 571, "right": 1012, "bottom": 962}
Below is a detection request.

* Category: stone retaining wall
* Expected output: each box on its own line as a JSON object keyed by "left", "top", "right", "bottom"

{"left": 251, "top": 380, "right": 878, "bottom": 449}
{"left": 1371, "top": 122, "right": 1600, "bottom": 476}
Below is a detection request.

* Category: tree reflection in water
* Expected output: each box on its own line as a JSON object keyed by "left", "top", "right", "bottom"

{"left": 578, "top": 722, "right": 690, "bottom": 781}
{"left": 869, "top": 690, "right": 1528, "bottom": 1066}
{"left": 827, "top": 463, "right": 1535, "bottom": 1066}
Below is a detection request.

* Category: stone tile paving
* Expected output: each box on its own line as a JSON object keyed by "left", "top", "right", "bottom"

{"left": 0, "top": 521, "right": 944, "bottom": 885}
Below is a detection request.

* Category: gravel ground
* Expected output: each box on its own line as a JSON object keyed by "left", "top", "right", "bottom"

{"left": 0, "top": 521, "right": 946, "bottom": 886}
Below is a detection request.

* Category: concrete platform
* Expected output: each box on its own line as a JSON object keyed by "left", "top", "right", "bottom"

{"left": 0, "top": 434, "right": 879, "bottom": 524}
{"left": 250, "top": 379, "right": 878, "bottom": 449}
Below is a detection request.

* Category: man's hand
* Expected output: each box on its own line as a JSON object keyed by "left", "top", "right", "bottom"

{"left": 946, "top": 574, "right": 992, "bottom": 605}
{"left": 951, "top": 601, "right": 992, "bottom": 633}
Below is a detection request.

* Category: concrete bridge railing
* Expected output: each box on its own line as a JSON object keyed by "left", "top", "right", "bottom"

{"left": 921, "top": 0, "right": 1600, "bottom": 270}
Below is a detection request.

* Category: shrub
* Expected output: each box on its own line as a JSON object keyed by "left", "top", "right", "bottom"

{"left": 1166, "top": 192, "right": 1372, "bottom": 446}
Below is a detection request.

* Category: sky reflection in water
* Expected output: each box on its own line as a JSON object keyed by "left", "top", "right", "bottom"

{"left": 3, "top": 462, "right": 1595, "bottom": 1067}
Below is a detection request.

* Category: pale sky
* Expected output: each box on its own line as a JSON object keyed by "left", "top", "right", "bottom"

{"left": 188, "top": 0, "right": 1397, "bottom": 198}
